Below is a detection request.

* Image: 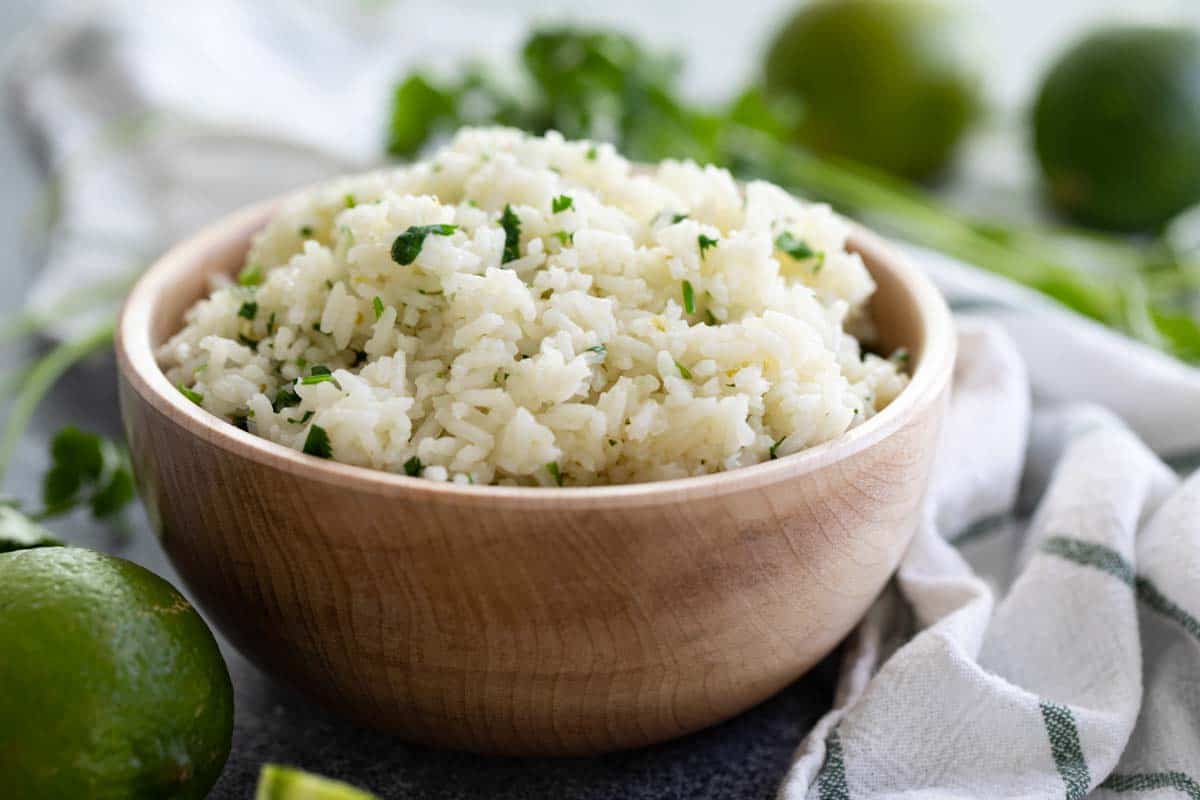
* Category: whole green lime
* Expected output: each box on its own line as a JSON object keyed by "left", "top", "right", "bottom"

{"left": 764, "top": 0, "right": 980, "bottom": 180}
{"left": 1034, "top": 26, "right": 1200, "bottom": 232}
{"left": 0, "top": 547, "right": 233, "bottom": 799}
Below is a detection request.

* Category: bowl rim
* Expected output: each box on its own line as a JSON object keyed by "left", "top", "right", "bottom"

{"left": 116, "top": 197, "right": 955, "bottom": 510}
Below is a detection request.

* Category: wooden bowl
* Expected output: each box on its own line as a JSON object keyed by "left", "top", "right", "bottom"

{"left": 115, "top": 198, "right": 954, "bottom": 756}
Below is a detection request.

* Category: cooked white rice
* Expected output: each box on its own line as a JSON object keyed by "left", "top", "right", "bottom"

{"left": 158, "top": 127, "right": 908, "bottom": 487}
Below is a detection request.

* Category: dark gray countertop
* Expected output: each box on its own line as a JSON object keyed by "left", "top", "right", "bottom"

{"left": 0, "top": 9, "right": 833, "bottom": 797}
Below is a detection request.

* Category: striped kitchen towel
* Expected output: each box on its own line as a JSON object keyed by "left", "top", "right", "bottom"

{"left": 780, "top": 253, "right": 1200, "bottom": 799}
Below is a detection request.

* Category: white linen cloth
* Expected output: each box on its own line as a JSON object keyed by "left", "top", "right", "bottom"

{"left": 7, "top": 4, "right": 1200, "bottom": 798}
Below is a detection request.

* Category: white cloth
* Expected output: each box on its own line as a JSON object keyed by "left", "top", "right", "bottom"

{"left": 8, "top": 4, "right": 1200, "bottom": 798}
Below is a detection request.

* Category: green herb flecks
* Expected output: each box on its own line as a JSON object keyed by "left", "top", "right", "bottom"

{"left": 889, "top": 348, "right": 911, "bottom": 367}
{"left": 404, "top": 456, "right": 422, "bottom": 477}
{"left": 546, "top": 461, "right": 564, "bottom": 486}
{"left": 391, "top": 224, "right": 458, "bottom": 266}
{"left": 674, "top": 360, "right": 693, "bottom": 380}
{"left": 501, "top": 204, "right": 522, "bottom": 263}
{"left": 704, "top": 308, "right": 718, "bottom": 325}
{"left": 552, "top": 195, "right": 574, "bottom": 213}
{"left": 586, "top": 145, "right": 598, "bottom": 161}
{"left": 178, "top": 384, "right": 204, "bottom": 405}
{"left": 769, "top": 437, "right": 786, "bottom": 460}
{"left": 300, "top": 225, "right": 314, "bottom": 238}
{"left": 584, "top": 344, "right": 607, "bottom": 362}
{"left": 373, "top": 296, "right": 385, "bottom": 320}
{"left": 552, "top": 230, "right": 574, "bottom": 245}
{"left": 698, "top": 235, "right": 719, "bottom": 259}
{"left": 237, "top": 263, "right": 263, "bottom": 287}
{"left": 237, "top": 334, "right": 259, "bottom": 351}
{"left": 288, "top": 410, "right": 315, "bottom": 425}
{"left": 681, "top": 280, "right": 696, "bottom": 314}
{"left": 344, "top": 193, "right": 357, "bottom": 209}
{"left": 238, "top": 301, "right": 258, "bottom": 320}
{"left": 671, "top": 213, "right": 689, "bottom": 224}
{"left": 303, "top": 425, "right": 333, "bottom": 459}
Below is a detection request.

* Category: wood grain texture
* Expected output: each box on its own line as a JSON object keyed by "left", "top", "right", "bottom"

{"left": 115, "top": 199, "right": 955, "bottom": 756}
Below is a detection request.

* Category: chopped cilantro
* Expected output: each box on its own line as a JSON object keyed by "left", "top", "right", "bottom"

{"left": 301, "top": 373, "right": 339, "bottom": 387}
{"left": 671, "top": 213, "right": 689, "bottom": 224}
{"left": 302, "top": 425, "right": 332, "bottom": 459}
{"left": 769, "top": 437, "right": 786, "bottom": 460}
{"left": 391, "top": 224, "right": 458, "bottom": 266}
{"left": 585, "top": 344, "right": 607, "bottom": 362}
{"left": 178, "top": 384, "right": 203, "bottom": 405}
{"left": 552, "top": 195, "right": 574, "bottom": 213}
{"left": 344, "top": 193, "right": 357, "bottom": 209}
{"left": 586, "top": 145, "right": 598, "bottom": 161}
{"left": 681, "top": 280, "right": 696, "bottom": 314}
{"left": 373, "top": 296, "right": 385, "bottom": 320}
{"left": 403, "top": 456, "right": 422, "bottom": 477}
{"left": 310, "top": 365, "right": 332, "bottom": 375}
{"left": 812, "top": 252, "right": 826, "bottom": 274}
{"left": 546, "top": 461, "right": 564, "bottom": 486}
{"left": 775, "top": 231, "right": 817, "bottom": 261}
{"left": 237, "top": 263, "right": 263, "bottom": 287}
{"left": 238, "top": 301, "right": 258, "bottom": 320}
{"left": 267, "top": 312, "right": 277, "bottom": 334}
{"left": 237, "top": 333, "right": 259, "bottom": 351}
{"left": 704, "top": 308, "right": 718, "bottom": 325}
{"left": 300, "top": 225, "right": 314, "bottom": 238}
{"left": 500, "top": 204, "right": 522, "bottom": 263}
{"left": 675, "top": 360, "right": 693, "bottom": 380}
{"left": 552, "top": 230, "right": 573, "bottom": 245}
{"left": 232, "top": 415, "right": 250, "bottom": 431}
{"left": 288, "top": 410, "right": 315, "bottom": 425}
{"left": 352, "top": 350, "right": 368, "bottom": 366}
{"left": 890, "top": 348, "right": 911, "bottom": 366}
{"left": 698, "top": 235, "right": 718, "bottom": 258}
{"left": 272, "top": 388, "right": 301, "bottom": 412}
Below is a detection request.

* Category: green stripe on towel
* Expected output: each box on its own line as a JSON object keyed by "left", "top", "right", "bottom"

{"left": 817, "top": 728, "right": 850, "bottom": 800}
{"left": 1102, "top": 772, "right": 1200, "bottom": 799}
{"left": 1040, "top": 701, "right": 1091, "bottom": 800}
{"left": 1040, "top": 536, "right": 1200, "bottom": 644}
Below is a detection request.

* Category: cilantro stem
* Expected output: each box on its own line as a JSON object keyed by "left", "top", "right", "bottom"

{"left": 0, "top": 317, "right": 116, "bottom": 485}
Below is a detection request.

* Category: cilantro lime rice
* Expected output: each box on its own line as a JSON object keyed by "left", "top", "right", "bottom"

{"left": 158, "top": 128, "right": 908, "bottom": 486}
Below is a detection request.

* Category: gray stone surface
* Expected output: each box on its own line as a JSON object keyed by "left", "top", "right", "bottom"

{"left": 0, "top": 8, "right": 833, "bottom": 797}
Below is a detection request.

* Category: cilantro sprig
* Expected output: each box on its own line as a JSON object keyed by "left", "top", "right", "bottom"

{"left": 40, "top": 427, "right": 136, "bottom": 520}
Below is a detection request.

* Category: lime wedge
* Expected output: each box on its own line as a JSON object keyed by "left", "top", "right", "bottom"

{"left": 256, "top": 765, "right": 379, "bottom": 800}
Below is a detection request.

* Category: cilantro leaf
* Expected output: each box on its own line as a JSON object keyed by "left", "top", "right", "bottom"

{"left": 698, "top": 235, "right": 719, "bottom": 258}
{"left": 552, "top": 195, "right": 574, "bottom": 213}
{"left": 775, "top": 232, "right": 817, "bottom": 261}
{"left": 40, "top": 427, "right": 136, "bottom": 520}
{"left": 391, "top": 224, "right": 458, "bottom": 266}
{"left": 500, "top": 204, "right": 522, "bottom": 263}
{"left": 403, "top": 456, "right": 422, "bottom": 477}
{"left": 681, "top": 280, "right": 696, "bottom": 314}
{"left": 303, "top": 425, "right": 333, "bottom": 459}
